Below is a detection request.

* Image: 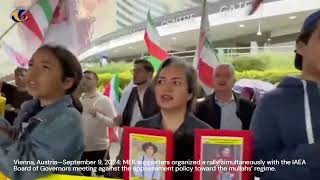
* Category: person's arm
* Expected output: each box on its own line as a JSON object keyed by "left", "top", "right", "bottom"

{"left": 250, "top": 95, "right": 320, "bottom": 178}
{"left": 94, "top": 96, "right": 117, "bottom": 127}
{"left": 0, "top": 109, "right": 84, "bottom": 180}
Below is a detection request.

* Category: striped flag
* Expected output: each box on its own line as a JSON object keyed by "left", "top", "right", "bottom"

{"left": 249, "top": 0, "right": 263, "bottom": 15}
{"left": 21, "top": 0, "right": 60, "bottom": 42}
{"left": 1, "top": 41, "right": 29, "bottom": 68}
{"left": 193, "top": 0, "right": 219, "bottom": 94}
{"left": 45, "top": 0, "right": 94, "bottom": 55}
{"left": 144, "top": 11, "right": 168, "bottom": 71}
{"left": 17, "top": 0, "right": 60, "bottom": 58}
{"left": 17, "top": 0, "right": 94, "bottom": 58}
{"left": 104, "top": 74, "right": 121, "bottom": 143}
{"left": 104, "top": 74, "right": 120, "bottom": 113}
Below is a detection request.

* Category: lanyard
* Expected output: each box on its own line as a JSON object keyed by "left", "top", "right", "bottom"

{"left": 301, "top": 80, "right": 315, "bottom": 144}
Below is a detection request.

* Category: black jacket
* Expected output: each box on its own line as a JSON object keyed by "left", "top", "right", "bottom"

{"left": 194, "top": 92, "right": 256, "bottom": 130}
{"left": 122, "top": 86, "right": 159, "bottom": 127}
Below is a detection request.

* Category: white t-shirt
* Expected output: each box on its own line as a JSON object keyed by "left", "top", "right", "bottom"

{"left": 80, "top": 92, "right": 117, "bottom": 151}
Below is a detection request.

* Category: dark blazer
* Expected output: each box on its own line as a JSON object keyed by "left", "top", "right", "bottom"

{"left": 194, "top": 92, "right": 256, "bottom": 130}
{"left": 122, "top": 86, "right": 159, "bottom": 126}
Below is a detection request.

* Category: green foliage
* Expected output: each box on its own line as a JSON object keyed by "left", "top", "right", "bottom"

{"left": 224, "top": 53, "right": 295, "bottom": 71}
{"left": 85, "top": 62, "right": 133, "bottom": 74}
{"left": 97, "top": 71, "right": 133, "bottom": 90}
{"left": 236, "top": 69, "right": 300, "bottom": 84}
{"left": 92, "top": 53, "right": 299, "bottom": 93}
{"left": 263, "top": 53, "right": 295, "bottom": 70}
{"left": 96, "top": 69, "right": 299, "bottom": 92}
{"left": 228, "top": 52, "right": 298, "bottom": 83}
{"left": 232, "top": 56, "right": 268, "bottom": 72}
{"left": 97, "top": 73, "right": 113, "bottom": 87}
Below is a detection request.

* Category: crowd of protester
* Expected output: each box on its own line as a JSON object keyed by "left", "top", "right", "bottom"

{"left": 0, "top": 10, "right": 319, "bottom": 180}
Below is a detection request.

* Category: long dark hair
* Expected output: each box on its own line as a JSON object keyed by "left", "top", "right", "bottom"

{"left": 153, "top": 57, "right": 198, "bottom": 112}
{"left": 38, "top": 45, "right": 83, "bottom": 112}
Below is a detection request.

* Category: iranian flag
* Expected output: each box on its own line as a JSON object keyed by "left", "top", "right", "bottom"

{"left": 21, "top": 0, "right": 60, "bottom": 42}
{"left": 17, "top": 0, "right": 60, "bottom": 58}
{"left": 1, "top": 41, "right": 29, "bottom": 69}
{"left": 193, "top": 0, "right": 219, "bottom": 94}
{"left": 104, "top": 74, "right": 121, "bottom": 113}
{"left": 144, "top": 11, "right": 168, "bottom": 71}
{"left": 17, "top": 0, "right": 93, "bottom": 58}
{"left": 104, "top": 74, "right": 121, "bottom": 143}
{"left": 45, "top": 0, "right": 95, "bottom": 55}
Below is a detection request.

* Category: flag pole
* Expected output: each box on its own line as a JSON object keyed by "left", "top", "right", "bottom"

{"left": 0, "top": 0, "right": 40, "bottom": 42}
{"left": 0, "top": 23, "right": 17, "bottom": 42}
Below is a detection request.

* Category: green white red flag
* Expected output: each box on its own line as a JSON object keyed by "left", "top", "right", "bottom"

{"left": 144, "top": 11, "right": 168, "bottom": 71}
{"left": 193, "top": 0, "right": 220, "bottom": 94}
{"left": 104, "top": 74, "right": 121, "bottom": 113}
{"left": 17, "top": 0, "right": 94, "bottom": 58}
{"left": 21, "top": 0, "right": 59, "bottom": 42}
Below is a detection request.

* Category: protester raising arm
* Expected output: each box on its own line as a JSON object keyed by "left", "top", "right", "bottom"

{"left": 90, "top": 96, "right": 117, "bottom": 127}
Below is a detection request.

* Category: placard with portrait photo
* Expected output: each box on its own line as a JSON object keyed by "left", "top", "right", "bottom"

{"left": 123, "top": 127, "right": 174, "bottom": 180}
{"left": 194, "top": 130, "right": 253, "bottom": 180}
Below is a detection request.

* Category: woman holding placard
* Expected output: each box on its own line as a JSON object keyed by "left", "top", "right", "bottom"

{"left": 136, "top": 57, "right": 212, "bottom": 180}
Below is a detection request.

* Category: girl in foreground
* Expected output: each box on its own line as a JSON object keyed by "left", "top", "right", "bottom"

{"left": 136, "top": 57, "right": 212, "bottom": 179}
{"left": 0, "top": 45, "right": 84, "bottom": 180}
